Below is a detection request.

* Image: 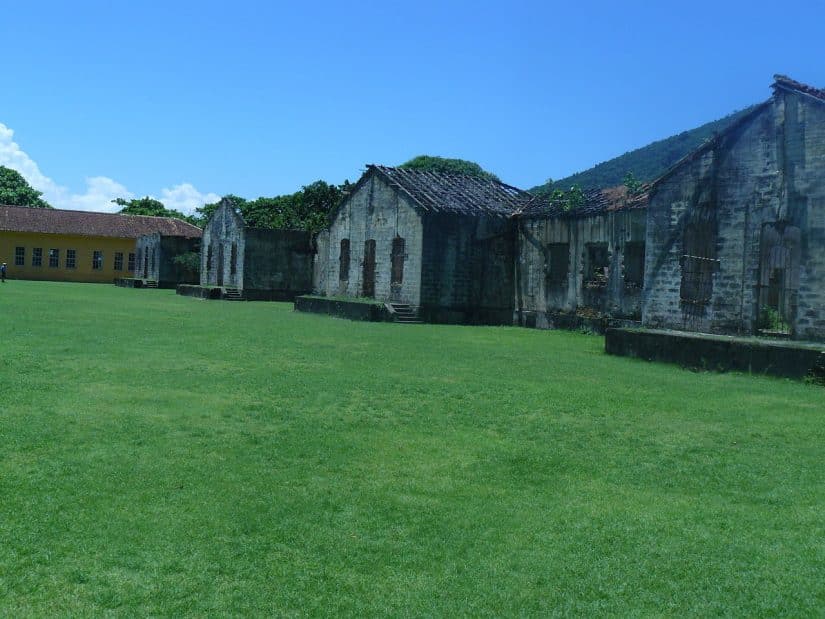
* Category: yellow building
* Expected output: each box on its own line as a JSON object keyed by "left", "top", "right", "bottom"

{"left": 0, "top": 205, "right": 202, "bottom": 284}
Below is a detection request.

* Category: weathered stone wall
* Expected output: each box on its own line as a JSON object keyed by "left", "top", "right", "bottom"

{"left": 318, "top": 172, "right": 424, "bottom": 305}
{"left": 135, "top": 233, "right": 158, "bottom": 281}
{"left": 643, "top": 90, "right": 825, "bottom": 342}
{"left": 158, "top": 236, "right": 200, "bottom": 287}
{"left": 312, "top": 229, "right": 329, "bottom": 295}
{"left": 420, "top": 214, "right": 515, "bottom": 324}
{"left": 515, "top": 209, "right": 647, "bottom": 328}
{"left": 201, "top": 202, "right": 245, "bottom": 289}
{"left": 243, "top": 228, "right": 313, "bottom": 297}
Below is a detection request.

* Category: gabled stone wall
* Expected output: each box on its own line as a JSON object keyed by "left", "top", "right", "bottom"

{"left": 643, "top": 91, "right": 825, "bottom": 342}
{"left": 319, "top": 171, "right": 424, "bottom": 305}
{"left": 201, "top": 201, "right": 246, "bottom": 289}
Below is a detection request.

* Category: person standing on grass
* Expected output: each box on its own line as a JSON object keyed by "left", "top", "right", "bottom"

{"left": 0, "top": 262, "right": 5, "bottom": 283}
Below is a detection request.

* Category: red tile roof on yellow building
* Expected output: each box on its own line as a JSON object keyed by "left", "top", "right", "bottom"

{"left": 0, "top": 205, "right": 202, "bottom": 238}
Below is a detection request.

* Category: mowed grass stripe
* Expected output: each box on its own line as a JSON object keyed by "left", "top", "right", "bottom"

{"left": 0, "top": 280, "right": 823, "bottom": 615}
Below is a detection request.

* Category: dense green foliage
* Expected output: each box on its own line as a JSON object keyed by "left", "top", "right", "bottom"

{"left": 195, "top": 181, "right": 347, "bottom": 232}
{"left": 1, "top": 281, "right": 823, "bottom": 615}
{"left": 532, "top": 106, "right": 758, "bottom": 193}
{"left": 113, "top": 196, "right": 197, "bottom": 225}
{"left": 0, "top": 166, "right": 51, "bottom": 208}
{"left": 399, "top": 155, "right": 500, "bottom": 181}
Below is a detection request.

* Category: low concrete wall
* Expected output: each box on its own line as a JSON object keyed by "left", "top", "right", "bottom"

{"left": 176, "top": 284, "right": 222, "bottom": 299}
{"left": 245, "top": 288, "right": 311, "bottom": 302}
{"left": 294, "top": 296, "right": 390, "bottom": 322}
{"left": 606, "top": 327, "right": 825, "bottom": 382}
{"left": 115, "top": 278, "right": 144, "bottom": 288}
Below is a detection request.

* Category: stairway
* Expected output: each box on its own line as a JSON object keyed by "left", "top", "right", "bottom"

{"left": 390, "top": 303, "right": 422, "bottom": 324}
{"left": 144, "top": 280, "right": 158, "bottom": 289}
{"left": 223, "top": 287, "right": 244, "bottom": 301}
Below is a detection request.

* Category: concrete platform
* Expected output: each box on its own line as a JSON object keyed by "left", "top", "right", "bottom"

{"left": 294, "top": 295, "right": 391, "bottom": 322}
{"left": 606, "top": 327, "right": 825, "bottom": 382}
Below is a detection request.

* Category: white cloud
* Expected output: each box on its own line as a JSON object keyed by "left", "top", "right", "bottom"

{"left": 0, "top": 122, "right": 216, "bottom": 215}
{"left": 159, "top": 183, "right": 221, "bottom": 215}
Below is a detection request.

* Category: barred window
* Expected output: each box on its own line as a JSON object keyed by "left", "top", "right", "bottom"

{"left": 127, "top": 252, "right": 135, "bottom": 271}
{"left": 391, "top": 237, "right": 405, "bottom": 285}
{"left": 114, "top": 252, "right": 124, "bottom": 271}
{"left": 48, "top": 248, "right": 59, "bottom": 268}
{"left": 339, "top": 239, "right": 350, "bottom": 281}
{"left": 66, "top": 249, "right": 77, "bottom": 269}
{"left": 680, "top": 212, "right": 718, "bottom": 305}
{"left": 92, "top": 251, "right": 103, "bottom": 270}
{"left": 14, "top": 246, "right": 24, "bottom": 266}
{"left": 32, "top": 248, "right": 43, "bottom": 267}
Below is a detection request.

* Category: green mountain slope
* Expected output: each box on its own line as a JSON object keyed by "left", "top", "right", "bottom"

{"left": 532, "top": 106, "right": 758, "bottom": 194}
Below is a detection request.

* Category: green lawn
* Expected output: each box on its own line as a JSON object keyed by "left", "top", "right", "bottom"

{"left": 1, "top": 280, "right": 823, "bottom": 616}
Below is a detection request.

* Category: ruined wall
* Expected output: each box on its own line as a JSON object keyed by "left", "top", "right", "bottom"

{"left": 158, "top": 236, "right": 200, "bottom": 287}
{"left": 201, "top": 202, "right": 245, "bottom": 289}
{"left": 643, "top": 91, "right": 825, "bottom": 341}
{"left": 319, "top": 172, "right": 423, "bottom": 305}
{"left": 135, "top": 233, "right": 159, "bottom": 281}
{"left": 312, "top": 229, "right": 329, "bottom": 295}
{"left": 420, "top": 214, "right": 515, "bottom": 324}
{"left": 515, "top": 209, "right": 647, "bottom": 328}
{"left": 242, "top": 228, "right": 313, "bottom": 298}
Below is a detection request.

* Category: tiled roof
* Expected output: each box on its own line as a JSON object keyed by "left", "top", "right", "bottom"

{"left": 519, "top": 185, "right": 649, "bottom": 219}
{"left": 0, "top": 205, "right": 202, "bottom": 238}
{"left": 773, "top": 74, "right": 825, "bottom": 102}
{"left": 369, "top": 165, "right": 532, "bottom": 217}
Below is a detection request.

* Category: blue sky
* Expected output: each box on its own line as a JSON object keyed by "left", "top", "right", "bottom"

{"left": 1, "top": 0, "right": 824, "bottom": 212}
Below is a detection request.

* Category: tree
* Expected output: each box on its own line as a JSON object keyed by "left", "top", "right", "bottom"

{"left": 0, "top": 166, "right": 51, "bottom": 208}
{"left": 399, "top": 155, "right": 500, "bottom": 181}
{"left": 195, "top": 182, "right": 345, "bottom": 233}
{"left": 113, "top": 196, "right": 198, "bottom": 225}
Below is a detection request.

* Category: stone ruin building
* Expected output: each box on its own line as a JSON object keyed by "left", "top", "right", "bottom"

{"left": 313, "top": 165, "right": 530, "bottom": 323}
{"left": 198, "top": 199, "right": 314, "bottom": 300}
{"left": 515, "top": 187, "right": 649, "bottom": 329}
{"left": 642, "top": 75, "right": 825, "bottom": 342}
{"left": 134, "top": 231, "right": 201, "bottom": 288}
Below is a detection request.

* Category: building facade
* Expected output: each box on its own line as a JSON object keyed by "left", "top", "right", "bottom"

{"left": 135, "top": 232, "right": 202, "bottom": 288}
{"left": 314, "top": 165, "right": 529, "bottom": 324}
{"left": 200, "top": 199, "right": 314, "bottom": 300}
{"left": 515, "top": 188, "right": 648, "bottom": 328}
{"left": 643, "top": 76, "right": 825, "bottom": 342}
{"left": 0, "top": 205, "right": 201, "bottom": 284}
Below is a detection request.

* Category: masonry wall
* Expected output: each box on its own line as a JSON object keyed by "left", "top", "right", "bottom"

{"left": 419, "top": 214, "right": 515, "bottom": 324}
{"left": 643, "top": 91, "right": 825, "bottom": 342}
{"left": 319, "top": 172, "right": 424, "bottom": 305}
{"left": 136, "top": 233, "right": 200, "bottom": 287}
{"left": 242, "top": 228, "right": 313, "bottom": 298}
{"left": 515, "top": 209, "right": 647, "bottom": 328}
{"left": 201, "top": 202, "right": 246, "bottom": 289}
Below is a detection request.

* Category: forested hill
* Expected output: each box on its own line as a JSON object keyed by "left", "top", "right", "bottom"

{"left": 531, "top": 105, "right": 757, "bottom": 194}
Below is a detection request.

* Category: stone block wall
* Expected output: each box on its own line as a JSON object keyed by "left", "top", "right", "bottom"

{"left": 643, "top": 91, "right": 825, "bottom": 342}
{"left": 243, "top": 228, "right": 313, "bottom": 297}
{"left": 319, "top": 171, "right": 424, "bottom": 305}
{"left": 201, "top": 201, "right": 246, "bottom": 289}
{"left": 420, "top": 213, "right": 515, "bottom": 324}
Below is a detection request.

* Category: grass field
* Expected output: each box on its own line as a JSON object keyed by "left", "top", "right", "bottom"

{"left": 1, "top": 280, "right": 823, "bottom": 615}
